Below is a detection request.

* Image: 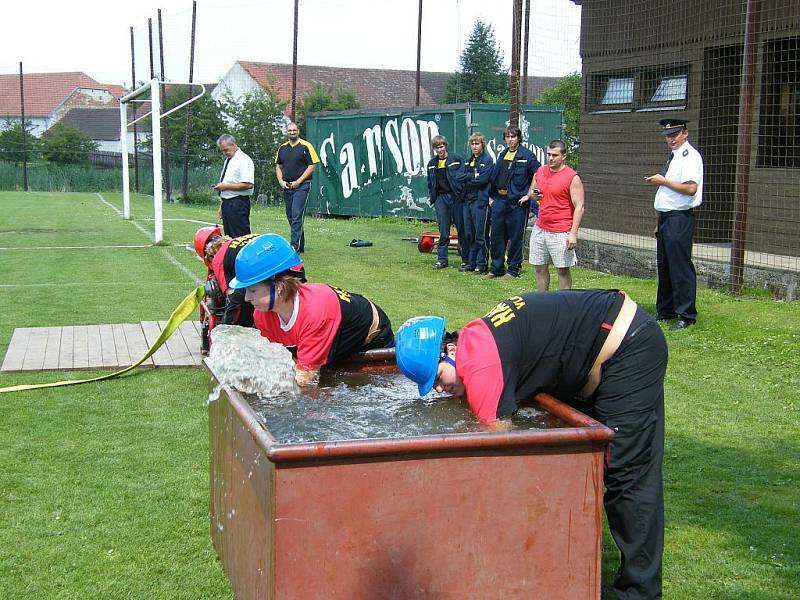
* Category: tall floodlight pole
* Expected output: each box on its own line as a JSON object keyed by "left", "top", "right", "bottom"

{"left": 19, "top": 62, "right": 28, "bottom": 192}
{"left": 415, "top": 0, "right": 423, "bottom": 106}
{"left": 130, "top": 26, "right": 140, "bottom": 193}
{"left": 182, "top": 0, "right": 197, "bottom": 202}
{"left": 158, "top": 9, "right": 172, "bottom": 203}
{"left": 510, "top": 0, "right": 522, "bottom": 127}
{"left": 522, "top": 0, "right": 531, "bottom": 105}
{"left": 291, "top": 0, "right": 299, "bottom": 122}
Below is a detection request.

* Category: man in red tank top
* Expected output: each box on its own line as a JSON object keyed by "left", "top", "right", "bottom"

{"left": 529, "top": 140, "right": 585, "bottom": 290}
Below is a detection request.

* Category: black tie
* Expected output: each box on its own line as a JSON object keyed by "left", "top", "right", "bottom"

{"left": 218, "top": 158, "right": 230, "bottom": 196}
{"left": 660, "top": 152, "right": 673, "bottom": 176}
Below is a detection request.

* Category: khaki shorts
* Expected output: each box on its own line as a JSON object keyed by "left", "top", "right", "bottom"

{"left": 529, "top": 224, "right": 577, "bottom": 268}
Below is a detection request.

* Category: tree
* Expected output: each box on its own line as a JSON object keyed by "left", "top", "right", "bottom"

{"left": 41, "top": 124, "right": 97, "bottom": 165}
{"left": 445, "top": 19, "right": 508, "bottom": 104}
{"left": 296, "top": 83, "right": 360, "bottom": 134}
{"left": 0, "top": 120, "right": 40, "bottom": 164}
{"left": 534, "top": 73, "right": 582, "bottom": 167}
{"left": 160, "top": 88, "right": 228, "bottom": 168}
{"left": 220, "top": 86, "right": 288, "bottom": 199}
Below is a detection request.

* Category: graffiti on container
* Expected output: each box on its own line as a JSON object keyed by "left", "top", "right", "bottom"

{"left": 319, "top": 116, "right": 440, "bottom": 200}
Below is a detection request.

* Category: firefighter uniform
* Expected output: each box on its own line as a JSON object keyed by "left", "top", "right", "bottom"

{"left": 455, "top": 290, "right": 668, "bottom": 600}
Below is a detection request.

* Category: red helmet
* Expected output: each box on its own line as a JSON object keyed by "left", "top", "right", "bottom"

{"left": 194, "top": 226, "right": 222, "bottom": 264}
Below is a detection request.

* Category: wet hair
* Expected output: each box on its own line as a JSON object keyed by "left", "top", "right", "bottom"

{"left": 443, "top": 330, "right": 460, "bottom": 346}
{"left": 431, "top": 135, "right": 448, "bottom": 149}
{"left": 547, "top": 139, "right": 567, "bottom": 155}
{"left": 204, "top": 235, "right": 229, "bottom": 264}
{"left": 468, "top": 132, "right": 486, "bottom": 151}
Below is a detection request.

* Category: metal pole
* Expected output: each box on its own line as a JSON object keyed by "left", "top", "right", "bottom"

{"left": 730, "top": 0, "right": 762, "bottom": 294}
{"left": 415, "top": 0, "right": 423, "bottom": 107}
{"left": 19, "top": 62, "right": 28, "bottom": 192}
{"left": 158, "top": 9, "right": 173, "bottom": 203}
{"left": 182, "top": 0, "right": 197, "bottom": 202}
{"left": 120, "top": 98, "right": 131, "bottom": 220}
{"left": 148, "top": 19, "right": 155, "bottom": 79}
{"left": 130, "top": 26, "right": 140, "bottom": 193}
{"left": 522, "top": 0, "right": 531, "bottom": 105}
{"left": 510, "top": 0, "right": 522, "bottom": 127}
{"left": 291, "top": 0, "right": 299, "bottom": 122}
{"left": 151, "top": 78, "right": 163, "bottom": 243}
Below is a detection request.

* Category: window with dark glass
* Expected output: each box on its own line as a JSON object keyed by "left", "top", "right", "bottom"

{"left": 758, "top": 36, "right": 800, "bottom": 169}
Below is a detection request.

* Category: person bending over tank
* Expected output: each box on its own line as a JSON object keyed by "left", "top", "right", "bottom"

{"left": 194, "top": 227, "right": 307, "bottom": 328}
{"left": 395, "top": 289, "right": 668, "bottom": 600}
{"left": 229, "top": 234, "right": 394, "bottom": 386}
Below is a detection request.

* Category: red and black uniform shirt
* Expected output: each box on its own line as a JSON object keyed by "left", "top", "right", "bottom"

{"left": 456, "top": 290, "right": 621, "bottom": 422}
{"left": 253, "top": 283, "right": 379, "bottom": 371}
{"left": 211, "top": 234, "right": 258, "bottom": 294}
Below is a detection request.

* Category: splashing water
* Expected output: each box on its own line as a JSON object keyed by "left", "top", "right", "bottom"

{"left": 207, "top": 325, "right": 299, "bottom": 397}
{"left": 247, "top": 370, "right": 566, "bottom": 443}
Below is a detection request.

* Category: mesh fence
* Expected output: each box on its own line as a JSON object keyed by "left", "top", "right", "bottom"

{"left": 1, "top": 0, "right": 798, "bottom": 297}
{"left": 579, "top": 0, "right": 799, "bottom": 298}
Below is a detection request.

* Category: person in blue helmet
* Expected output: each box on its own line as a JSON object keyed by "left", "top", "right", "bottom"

{"left": 395, "top": 289, "right": 668, "bottom": 600}
{"left": 230, "top": 233, "right": 394, "bottom": 386}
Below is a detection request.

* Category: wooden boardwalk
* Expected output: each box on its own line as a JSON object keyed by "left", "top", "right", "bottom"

{"left": 1, "top": 321, "right": 204, "bottom": 372}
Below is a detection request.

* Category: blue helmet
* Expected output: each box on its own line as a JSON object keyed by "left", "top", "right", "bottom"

{"left": 395, "top": 316, "right": 446, "bottom": 396}
{"left": 229, "top": 234, "right": 303, "bottom": 289}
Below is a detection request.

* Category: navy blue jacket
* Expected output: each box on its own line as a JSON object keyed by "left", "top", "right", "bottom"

{"left": 490, "top": 145, "right": 540, "bottom": 202}
{"left": 456, "top": 150, "right": 495, "bottom": 206}
{"left": 426, "top": 152, "right": 465, "bottom": 205}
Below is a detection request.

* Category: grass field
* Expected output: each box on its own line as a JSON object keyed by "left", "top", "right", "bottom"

{"left": 1, "top": 191, "right": 798, "bottom": 599}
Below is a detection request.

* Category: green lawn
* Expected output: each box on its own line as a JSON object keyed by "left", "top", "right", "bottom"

{"left": 0, "top": 191, "right": 798, "bottom": 598}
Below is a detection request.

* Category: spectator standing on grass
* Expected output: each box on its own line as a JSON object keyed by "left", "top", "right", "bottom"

{"left": 484, "top": 126, "right": 540, "bottom": 279}
{"left": 529, "top": 139, "right": 585, "bottom": 290}
{"left": 455, "top": 132, "right": 494, "bottom": 274}
{"left": 214, "top": 134, "right": 254, "bottom": 238}
{"left": 275, "top": 122, "right": 320, "bottom": 253}
{"left": 425, "top": 135, "right": 466, "bottom": 270}
{"left": 644, "top": 118, "right": 704, "bottom": 331}
{"left": 396, "top": 289, "right": 668, "bottom": 600}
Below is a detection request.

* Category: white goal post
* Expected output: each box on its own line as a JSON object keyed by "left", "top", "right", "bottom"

{"left": 119, "top": 78, "right": 205, "bottom": 243}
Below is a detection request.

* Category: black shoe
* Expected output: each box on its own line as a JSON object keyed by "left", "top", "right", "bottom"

{"left": 670, "top": 319, "right": 693, "bottom": 331}
{"left": 433, "top": 261, "right": 448, "bottom": 269}
{"left": 458, "top": 263, "right": 473, "bottom": 272}
{"left": 656, "top": 314, "right": 677, "bottom": 322}
{"left": 473, "top": 268, "right": 487, "bottom": 275}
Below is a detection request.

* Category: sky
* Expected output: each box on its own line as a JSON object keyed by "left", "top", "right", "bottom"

{"left": 1, "top": 0, "right": 581, "bottom": 88}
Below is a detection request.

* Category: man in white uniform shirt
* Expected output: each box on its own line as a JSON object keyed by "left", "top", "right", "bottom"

{"left": 214, "top": 134, "right": 255, "bottom": 238}
{"left": 645, "top": 118, "right": 704, "bottom": 331}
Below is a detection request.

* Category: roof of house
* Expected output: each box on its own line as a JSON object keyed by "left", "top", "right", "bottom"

{"left": 235, "top": 61, "right": 562, "bottom": 109}
{"left": 0, "top": 72, "right": 124, "bottom": 118}
{"left": 57, "top": 108, "right": 121, "bottom": 141}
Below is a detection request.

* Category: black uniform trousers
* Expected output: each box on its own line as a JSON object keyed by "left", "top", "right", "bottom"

{"left": 221, "top": 195, "right": 251, "bottom": 238}
{"left": 433, "top": 193, "right": 455, "bottom": 264}
{"left": 284, "top": 182, "right": 311, "bottom": 252}
{"left": 656, "top": 209, "right": 697, "bottom": 323}
{"left": 583, "top": 309, "right": 668, "bottom": 600}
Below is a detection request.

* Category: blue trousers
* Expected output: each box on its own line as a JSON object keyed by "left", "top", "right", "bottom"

{"left": 434, "top": 193, "right": 455, "bottom": 263}
{"left": 284, "top": 183, "right": 310, "bottom": 252}
{"left": 489, "top": 197, "right": 527, "bottom": 276}
{"left": 463, "top": 200, "right": 489, "bottom": 270}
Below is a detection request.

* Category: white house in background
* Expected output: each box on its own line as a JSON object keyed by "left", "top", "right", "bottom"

{"left": 212, "top": 60, "right": 560, "bottom": 112}
{"left": 0, "top": 71, "right": 124, "bottom": 136}
{"left": 57, "top": 108, "right": 136, "bottom": 153}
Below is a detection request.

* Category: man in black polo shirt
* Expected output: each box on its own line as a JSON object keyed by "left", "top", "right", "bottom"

{"left": 275, "top": 122, "right": 320, "bottom": 252}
